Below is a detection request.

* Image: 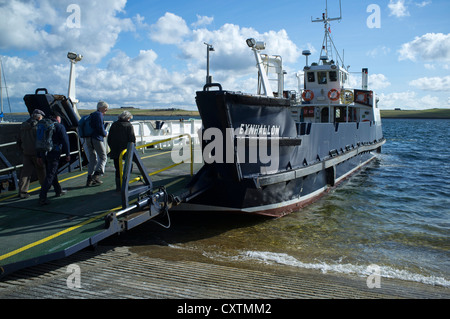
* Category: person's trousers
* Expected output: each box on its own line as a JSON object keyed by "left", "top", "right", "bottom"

{"left": 39, "top": 152, "right": 62, "bottom": 200}
{"left": 18, "top": 154, "right": 46, "bottom": 195}
{"left": 85, "top": 137, "right": 107, "bottom": 175}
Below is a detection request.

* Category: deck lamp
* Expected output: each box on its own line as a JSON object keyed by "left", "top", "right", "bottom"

{"left": 67, "top": 52, "right": 83, "bottom": 62}
{"left": 246, "top": 38, "right": 256, "bottom": 48}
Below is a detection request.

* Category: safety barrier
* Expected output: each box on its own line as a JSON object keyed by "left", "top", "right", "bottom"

{"left": 0, "top": 130, "right": 83, "bottom": 175}
{"left": 118, "top": 134, "right": 194, "bottom": 185}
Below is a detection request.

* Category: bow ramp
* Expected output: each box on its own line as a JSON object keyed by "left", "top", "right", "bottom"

{"left": 0, "top": 142, "right": 203, "bottom": 278}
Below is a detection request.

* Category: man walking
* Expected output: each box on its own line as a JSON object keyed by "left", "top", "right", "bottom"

{"left": 17, "top": 109, "right": 46, "bottom": 198}
{"left": 37, "top": 115, "right": 70, "bottom": 205}
{"left": 107, "top": 111, "right": 136, "bottom": 191}
{"left": 85, "top": 101, "right": 108, "bottom": 186}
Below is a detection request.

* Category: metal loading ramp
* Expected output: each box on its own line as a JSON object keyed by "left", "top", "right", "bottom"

{"left": 0, "top": 139, "right": 202, "bottom": 278}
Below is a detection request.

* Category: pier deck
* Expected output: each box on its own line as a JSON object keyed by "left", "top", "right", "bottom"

{"left": 0, "top": 148, "right": 200, "bottom": 277}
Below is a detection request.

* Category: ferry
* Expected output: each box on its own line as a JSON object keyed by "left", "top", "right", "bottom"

{"left": 181, "top": 2, "right": 386, "bottom": 217}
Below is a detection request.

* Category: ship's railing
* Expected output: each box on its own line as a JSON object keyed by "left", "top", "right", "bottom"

{"left": 118, "top": 134, "right": 194, "bottom": 186}
{"left": 105, "top": 119, "right": 201, "bottom": 154}
{"left": 0, "top": 131, "right": 82, "bottom": 175}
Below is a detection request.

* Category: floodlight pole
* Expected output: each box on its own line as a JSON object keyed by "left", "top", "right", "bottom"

{"left": 67, "top": 52, "right": 83, "bottom": 116}
{"left": 204, "top": 43, "right": 214, "bottom": 90}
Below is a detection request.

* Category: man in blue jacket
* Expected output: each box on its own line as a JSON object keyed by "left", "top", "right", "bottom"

{"left": 85, "top": 101, "right": 108, "bottom": 186}
{"left": 37, "top": 115, "right": 71, "bottom": 205}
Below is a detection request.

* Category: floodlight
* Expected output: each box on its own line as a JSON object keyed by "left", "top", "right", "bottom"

{"left": 67, "top": 52, "right": 83, "bottom": 62}
{"left": 246, "top": 38, "right": 256, "bottom": 48}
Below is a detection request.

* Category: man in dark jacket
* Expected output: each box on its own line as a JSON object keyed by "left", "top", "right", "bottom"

{"left": 37, "top": 115, "right": 71, "bottom": 205}
{"left": 17, "top": 109, "right": 46, "bottom": 198}
{"left": 85, "top": 101, "right": 108, "bottom": 186}
{"left": 107, "top": 111, "right": 136, "bottom": 191}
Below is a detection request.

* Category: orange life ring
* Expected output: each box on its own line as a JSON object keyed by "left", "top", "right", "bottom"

{"left": 355, "top": 92, "right": 368, "bottom": 104}
{"left": 302, "top": 90, "right": 314, "bottom": 102}
{"left": 328, "top": 89, "right": 340, "bottom": 101}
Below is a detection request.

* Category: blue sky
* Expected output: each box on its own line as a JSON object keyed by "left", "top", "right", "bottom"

{"left": 0, "top": 0, "right": 449, "bottom": 111}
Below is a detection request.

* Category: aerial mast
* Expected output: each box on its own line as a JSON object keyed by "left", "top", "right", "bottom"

{"left": 0, "top": 58, "right": 3, "bottom": 122}
{"left": 312, "top": 0, "right": 344, "bottom": 67}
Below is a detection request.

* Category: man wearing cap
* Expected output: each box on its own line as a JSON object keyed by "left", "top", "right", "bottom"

{"left": 17, "top": 109, "right": 46, "bottom": 199}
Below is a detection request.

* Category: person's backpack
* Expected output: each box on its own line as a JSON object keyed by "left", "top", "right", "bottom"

{"left": 35, "top": 118, "right": 55, "bottom": 153}
{"left": 78, "top": 115, "right": 93, "bottom": 138}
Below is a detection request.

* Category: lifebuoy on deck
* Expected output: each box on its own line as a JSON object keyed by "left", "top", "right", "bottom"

{"left": 355, "top": 91, "right": 368, "bottom": 104}
{"left": 302, "top": 90, "right": 314, "bottom": 102}
{"left": 328, "top": 89, "right": 340, "bottom": 101}
{"left": 340, "top": 89, "right": 354, "bottom": 104}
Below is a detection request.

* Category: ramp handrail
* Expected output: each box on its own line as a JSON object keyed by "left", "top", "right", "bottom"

{"left": 118, "top": 134, "right": 193, "bottom": 185}
{"left": 0, "top": 131, "right": 83, "bottom": 174}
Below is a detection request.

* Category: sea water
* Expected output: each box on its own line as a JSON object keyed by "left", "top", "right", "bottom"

{"left": 130, "top": 118, "right": 449, "bottom": 288}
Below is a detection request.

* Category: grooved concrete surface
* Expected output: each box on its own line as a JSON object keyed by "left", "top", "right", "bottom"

{"left": 0, "top": 245, "right": 448, "bottom": 299}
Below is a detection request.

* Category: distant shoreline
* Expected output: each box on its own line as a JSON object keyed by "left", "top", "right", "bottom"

{"left": 79, "top": 108, "right": 200, "bottom": 117}
{"left": 380, "top": 109, "right": 450, "bottom": 119}
{"left": 8, "top": 108, "right": 450, "bottom": 119}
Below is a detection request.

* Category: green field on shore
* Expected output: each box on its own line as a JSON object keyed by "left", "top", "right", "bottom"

{"left": 78, "top": 108, "right": 199, "bottom": 117}
{"left": 380, "top": 108, "right": 450, "bottom": 119}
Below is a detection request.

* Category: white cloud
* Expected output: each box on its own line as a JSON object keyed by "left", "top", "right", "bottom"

{"left": 399, "top": 33, "right": 450, "bottom": 62}
{"left": 75, "top": 49, "right": 201, "bottom": 107}
{"left": 149, "top": 12, "right": 190, "bottom": 44}
{"left": 369, "top": 74, "right": 391, "bottom": 90}
{"left": 388, "top": 0, "right": 410, "bottom": 18}
{"left": 0, "top": 0, "right": 134, "bottom": 64}
{"left": 366, "top": 46, "right": 391, "bottom": 58}
{"left": 416, "top": 1, "right": 432, "bottom": 8}
{"left": 181, "top": 23, "right": 300, "bottom": 71}
{"left": 409, "top": 76, "right": 450, "bottom": 92}
{"left": 191, "top": 15, "right": 214, "bottom": 28}
{"left": 1, "top": 9, "right": 301, "bottom": 111}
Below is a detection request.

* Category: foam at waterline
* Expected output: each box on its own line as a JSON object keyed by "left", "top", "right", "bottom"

{"left": 238, "top": 251, "right": 450, "bottom": 288}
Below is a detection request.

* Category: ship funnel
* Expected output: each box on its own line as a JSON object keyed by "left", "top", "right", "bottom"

{"left": 362, "top": 68, "right": 368, "bottom": 90}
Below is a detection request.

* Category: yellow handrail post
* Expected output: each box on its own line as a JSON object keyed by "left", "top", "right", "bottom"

{"left": 118, "top": 134, "right": 193, "bottom": 187}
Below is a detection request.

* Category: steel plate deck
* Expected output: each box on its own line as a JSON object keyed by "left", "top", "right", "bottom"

{"left": 0, "top": 148, "right": 199, "bottom": 277}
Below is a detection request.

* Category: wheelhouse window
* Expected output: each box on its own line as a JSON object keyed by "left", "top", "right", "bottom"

{"left": 307, "top": 72, "right": 315, "bottom": 83}
{"left": 318, "top": 71, "right": 327, "bottom": 84}
{"left": 329, "top": 71, "right": 337, "bottom": 82}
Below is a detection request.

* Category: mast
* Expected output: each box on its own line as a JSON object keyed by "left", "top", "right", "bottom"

{"left": 312, "top": 0, "right": 344, "bottom": 67}
{"left": 0, "top": 57, "right": 3, "bottom": 122}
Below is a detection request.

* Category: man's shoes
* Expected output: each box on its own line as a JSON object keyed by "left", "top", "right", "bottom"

{"left": 39, "top": 198, "right": 50, "bottom": 206}
{"left": 55, "top": 189, "right": 67, "bottom": 197}
{"left": 92, "top": 172, "right": 103, "bottom": 185}
{"left": 18, "top": 192, "right": 30, "bottom": 199}
{"left": 87, "top": 174, "right": 102, "bottom": 186}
